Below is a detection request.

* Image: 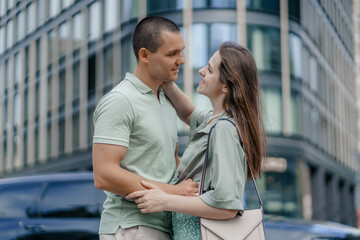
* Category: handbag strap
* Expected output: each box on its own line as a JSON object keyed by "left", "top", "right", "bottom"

{"left": 198, "top": 118, "right": 263, "bottom": 209}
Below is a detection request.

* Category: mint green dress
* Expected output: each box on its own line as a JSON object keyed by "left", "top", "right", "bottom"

{"left": 170, "top": 109, "right": 247, "bottom": 239}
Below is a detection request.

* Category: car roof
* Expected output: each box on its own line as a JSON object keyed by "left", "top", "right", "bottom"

{"left": 0, "top": 172, "right": 94, "bottom": 186}
{"left": 264, "top": 215, "right": 360, "bottom": 237}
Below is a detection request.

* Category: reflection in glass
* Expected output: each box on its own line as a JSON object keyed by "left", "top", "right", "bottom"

{"left": 104, "top": 0, "right": 118, "bottom": 33}
{"left": 40, "top": 181, "right": 101, "bottom": 218}
{"left": 0, "top": 184, "right": 42, "bottom": 217}
{"left": 88, "top": 1, "right": 101, "bottom": 42}
{"left": 16, "top": 11, "right": 25, "bottom": 41}
{"left": 261, "top": 87, "right": 282, "bottom": 134}
{"left": 73, "top": 12, "right": 82, "bottom": 49}
{"left": 247, "top": 26, "right": 281, "bottom": 72}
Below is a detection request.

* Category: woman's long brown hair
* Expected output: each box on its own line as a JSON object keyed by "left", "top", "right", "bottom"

{"left": 219, "top": 41, "right": 267, "bottom": 179}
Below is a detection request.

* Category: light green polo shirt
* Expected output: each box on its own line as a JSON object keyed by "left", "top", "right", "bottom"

{"left": 172, "top": 109, "right": 247, "bottom": 211}
{"left": 93, "top": 73, "right": 177, "bottom": 234}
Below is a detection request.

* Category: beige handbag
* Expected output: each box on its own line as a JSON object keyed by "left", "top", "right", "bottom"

{"left": 199, "top": 119, "right": 266, "bottom": 240}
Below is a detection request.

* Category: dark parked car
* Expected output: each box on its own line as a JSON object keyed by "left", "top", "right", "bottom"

{"left": 1, "top": 172, "right": 360, "bottom": 240}
{"left": 0, "top": 172, "right": 106, "bottom": 240}
{"left": 264, "top": 215, "right": 360, "bottom": 240}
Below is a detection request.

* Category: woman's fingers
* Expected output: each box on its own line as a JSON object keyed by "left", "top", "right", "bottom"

{"left": 141, "top": 181, "right": 158, "bottom": 189}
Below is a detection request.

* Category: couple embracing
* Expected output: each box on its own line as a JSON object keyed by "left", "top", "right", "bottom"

{"left": 92, "top": 16, "right": 266, "bottom": 240}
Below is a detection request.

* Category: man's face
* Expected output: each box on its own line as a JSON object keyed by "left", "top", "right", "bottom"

{"left": 147, "top": 31, "right": 185, "bottom": 83}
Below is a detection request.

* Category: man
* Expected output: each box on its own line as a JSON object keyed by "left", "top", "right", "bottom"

{"left": 92, "top": 16, "right": 197, "bottom": 240}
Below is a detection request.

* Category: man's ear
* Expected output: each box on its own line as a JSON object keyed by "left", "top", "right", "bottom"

{"left": 139, "top": 48, "right": 150, "bottom": 63}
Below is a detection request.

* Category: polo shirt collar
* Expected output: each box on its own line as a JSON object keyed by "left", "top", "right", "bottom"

{"left": 125, "top": 73, "right": 153, "bottom": 94}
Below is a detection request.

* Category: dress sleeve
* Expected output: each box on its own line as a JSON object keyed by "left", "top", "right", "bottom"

{"left": 93, "top": 92, "right": 134, "bottom": 147}
{"left": 199, "top": 121, "right": 247, "bottom": 211}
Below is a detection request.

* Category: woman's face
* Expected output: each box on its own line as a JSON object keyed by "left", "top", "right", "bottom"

{"left": 197, "top": 51, "right": 226, "bottom": 98}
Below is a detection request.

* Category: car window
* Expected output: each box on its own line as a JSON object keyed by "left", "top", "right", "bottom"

{"left": 40, "top": 180, "right": 102, "bottom": 218}
{"left": 0, "top": 184, "right": 43, "bottom": 218}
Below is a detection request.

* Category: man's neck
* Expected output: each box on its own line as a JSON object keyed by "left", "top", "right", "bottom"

{"left": 134, "top": 67, "right": 161, "bottom": 98}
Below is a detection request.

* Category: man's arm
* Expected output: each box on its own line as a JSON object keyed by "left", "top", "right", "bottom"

{"left": 162, "top": 82, "right": 195, "bottom": 126}
{"left": 92, "top": 143, "right": 197, "bottom": 197}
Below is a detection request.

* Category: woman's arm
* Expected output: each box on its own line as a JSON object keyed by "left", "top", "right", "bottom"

{"left": 126, "top": 181, "right": 237, "bottom": 220}
{"left": 162, "top": 82, "right": 195, "bottom": 126}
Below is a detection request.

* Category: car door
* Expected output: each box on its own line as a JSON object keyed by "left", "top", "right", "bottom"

{"left": 17, "top": 180, "right": 104, "bottom": 240}
{"left": 0, "top": 183, "right": 43, "bottom": 240}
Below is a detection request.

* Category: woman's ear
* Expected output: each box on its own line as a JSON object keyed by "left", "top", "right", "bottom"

{"left": 222, "top": 85, "right": 228, "bottom": 93}
{"left": 139, "top": 48, "right": 150, "bottom": 63}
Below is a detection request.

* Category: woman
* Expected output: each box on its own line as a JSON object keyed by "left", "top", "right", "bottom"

{"left": 127, "top": 41, "right": 267, "bottom": 239}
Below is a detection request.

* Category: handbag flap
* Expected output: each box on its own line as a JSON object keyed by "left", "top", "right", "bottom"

{"left": 200, "top": 209, "right": 264, "bottom": 239}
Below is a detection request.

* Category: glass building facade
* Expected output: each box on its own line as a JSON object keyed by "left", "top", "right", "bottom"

{"left": 0, "top": 0, "right": 357, "bottom": 226}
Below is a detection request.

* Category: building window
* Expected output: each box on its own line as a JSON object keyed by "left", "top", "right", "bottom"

{"left": 247, "top": 25, "right": 281, "bottom": 73}
{"left": 262, "top": 87, "right": 282, "bottom": 135}
{"left": 34, "top": 127, "right": 39, "bottom": 162}
{"left": 37, "top": 0, "right": 46, "bottom": 26}
{"left": 5, "top": 59, "right": 9, "bottom": 91}
{"left": 16, "top": 11, "right": 25, "bottom": 41}
{"left": 290, "top": 91, "right": 303, "bottom": 136}
{"left": 49, "top": 0, "right": 60, "bottom": 19}
{"left": 72, "top": 113, "right": 79, "bottom": 151}
{"left": 87, "top": 54, "right": 96, "bottom": 102}
{"left": 24, "top": 46, "right": 29, "bottom": 83}
{"left": 147, "top": 0, "right": 182, "bottom": 13}
{"left": 104, "top": 0, "right": 118, "bottom": 33}
{"left": 61, "top": 0, "right": 73, "bottom": 9}
{"left": 47, "top": 123, "right": 51, "bottom": 158}
{"left": 14, "top": 52, "right": 21, "bottom": 86}
{"left": 0, "top": 0, "right": 6, "bottom": 16}
{"left": 58, "top": 119, "right": 65, "bottom": 155}
{"left": 26, "top": 3, "right": 36, "bottom": 34}
{"left": 59, "top": 69, "right": 66, "bottom": 111}
{"left": 72, "top": 12, "right": 82, "bottom": 50}
{"left": 36, "top": 39, "right": 40, "bottom": 73}
{"left": 6, "top": 20, "right": 13, "bottom": 49}
{"left": 88, "top": 1, "right": 101, "bottom": 42}
{"left": 121, "top": 0, "right": 139, "bottom": 22}
{"left": 121, "top": 36, "right": 136, "bottom": 78}
{"left": 193, "top": 0, "right": 236, "bottom": 8}
{"left": 48, "top": 30, "right": 56, "bottom": 64}
{"left": 289, "top": 33, "right": 302, "bottom": 79}
{"left": 0, "top": 26, "right": 4, "bottom": 54}
{"left": 4, "top": 98, "right": 8, "bottom": 130}
{"left": 103, "top": 45, "right": 114, "bottom": 93}
{"left": 24, "top": 88, "right": 28, "bottom": 126}
{"left": 309, "top": 56, "right": 318, "bottom": 92}
{"left": 59, "top": 21, "right": 68, "bottom": 57}
{"left": 246, "top": 0, "right": 279, "bottom": 13}
{"left": 72, "top": 61, "right": 80, "bottom": 104}
{"left": 35, "top": 82, "right": 40, "bottom": 120}
{"left": 13, "top": 93, "right": 20, "bottom": 128}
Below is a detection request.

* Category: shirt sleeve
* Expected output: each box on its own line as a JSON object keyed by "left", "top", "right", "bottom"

{"left": 189, "top": 109, "right": 210, "bottom": 132}
{"left": 93, "top": 92, "right": 134, "bottom": 147}
{"left": 199, "top": 121, "right": 247, "bottom": 211}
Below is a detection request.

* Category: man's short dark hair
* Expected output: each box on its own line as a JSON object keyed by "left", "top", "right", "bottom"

{"left": 132, "top": 16, "right": 180, "bottom": 61}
